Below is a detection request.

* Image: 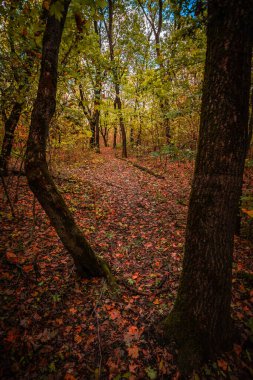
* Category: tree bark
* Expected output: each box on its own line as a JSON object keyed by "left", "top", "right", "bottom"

{"left": 0, "top": 102, "right": 23, "bottom": 174}
{"left": 25, "top": 0, "right": 110, "bottom": 278}
{"left": 161, "top": 0, "right": 253, "bottom": 373}
{"left": 106, "top": 0, "right": 127, "bottom": 158}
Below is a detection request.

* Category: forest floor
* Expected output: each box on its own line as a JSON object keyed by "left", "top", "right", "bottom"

{"left": 1, "top": 147, "right": 253, "bottom": 380}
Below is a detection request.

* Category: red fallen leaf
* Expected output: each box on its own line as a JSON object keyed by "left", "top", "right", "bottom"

{"left": 5, "top": 328, "right": 19, "bottom": 343}
{"left": 23, "top": 265, "right": 33, "bottom": 273}
{"left": 64, "top": 373, "right": 77, "bottom": 380}
{"left": 108, "top": 309, "right": 121, "bottom": 320}
{"left": 124, "top": 325, "right": 143, "bottom": 344}
{"left": 217, "top": 359, "right": 228, "bottom": 371}
{"left": 129, "top": 362, "right": 139, "bottom": 373}
{"left": 144, "top": 242, "right": 153, "bottom": 248}
{"left": 69, "top": 308, "right": 77, "bottom": 314}
{"left": 128, "top": 326, "right": 139, "bottom": 335}
{"left": 85, "top": 335, "right": 95, "bottom": 347}
{"left": 64, "top": 326, "right": 72, "bottom": 334}
{"left": 75, "top": 326, "right": 82, "bottom": 333}
{"left": 132, "top": 272, "right": 139, "bottom": 280}
{"left": 6, "top": 251, "right": 24, "bottom": 265}
{"left": 153, "top": 298, "right": 161, "bottom": 305}
{"left": 233, "top": 344, "right": 242, "bottom": 356}
{"left": 127, "top": 345, "right": 139, "bottom": 359}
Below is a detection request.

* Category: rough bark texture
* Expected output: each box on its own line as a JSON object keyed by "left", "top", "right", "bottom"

{"left": 0, "top": 102, "right": 22, "bottom": 174}
{"left": 161, "top": 0, "right": 253, "bottom": 373}
{"left": 25, "top": 0, "right": 110, "bottom": 278}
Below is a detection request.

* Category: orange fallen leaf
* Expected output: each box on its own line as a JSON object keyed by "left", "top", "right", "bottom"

{"left": 108, "top": 309, "right": 121, "bottom": 320}
{"left": 64, "top": 373, "right": 76, "bottom": 380}
{"left": 5, "top": 329, "right": 19, "bottom": 343}
{"left": 127, "top": 345, "right": 139, "bottom": 359}
{"left": 69, "top": 308, "right": 77, "bottom": 314}
{"left": 23, "top": 265, "right": 33, "bottom": 273}
{"left": 74, "top": 334, "right": 82, "bottom": 344}
{"left": 217, "top": 359, "right": 228, "bottom": 371}
{"left": 6, "top": 251, "right": 24, "bottom": 265}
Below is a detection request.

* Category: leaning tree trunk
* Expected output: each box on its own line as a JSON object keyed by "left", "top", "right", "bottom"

{"left": 0, "top": 102, "right": 22, "bottom": 175}
{"left": 25, "top": 0, "right": 110, "bottom": 278}
{"left": 160, "top": 0, "right": 253, "bottom": 373}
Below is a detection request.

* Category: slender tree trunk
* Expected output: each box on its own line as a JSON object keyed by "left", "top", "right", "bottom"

{"left": 94, "top": 84, "right": 101, "bottom": 152}
{"left": 25, "top": 0, "right": 110, "bottom": 278}
{"left": 161, "top": 0, "right": 253, "bottom": 373}
{"left": 113, "top": 125, "right": 117, "bottom": 149}
{"left": 107, "top": 0, "right": 127, "bottom": 158}
{"left": 0, "top": 102, "right": 22, "bottom": 174}
{"left": 114, "top": 93, "right": 127, "bottom": 158}
{"left": 130, "top": 127, "right": 134, "bottom": 147}
{"left": 100, "top": 116, "right": 109, "bottom": 147}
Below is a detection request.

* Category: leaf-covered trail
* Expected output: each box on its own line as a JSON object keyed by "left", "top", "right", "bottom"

{"left": 67, "top": 147, "right": 191, "bottom": 289}
{"left": 1, "top": 148, "right": 253, "bottom": 379}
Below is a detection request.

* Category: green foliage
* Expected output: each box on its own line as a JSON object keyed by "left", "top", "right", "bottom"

{"left": 49, "top": 0, "right": 65, "bottom": 21}
{"left": 151, "top": 145, "right": 196, "bottom": 161}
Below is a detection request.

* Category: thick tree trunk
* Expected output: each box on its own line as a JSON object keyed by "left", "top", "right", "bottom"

{"left": 25, "top": 0, "right": 110, "bottom": 278}
{"left": 0, "top": 102, "right": 22, "bottom": 174}
{"left": 161, "top": 0, "right": 253, "bottom": 373}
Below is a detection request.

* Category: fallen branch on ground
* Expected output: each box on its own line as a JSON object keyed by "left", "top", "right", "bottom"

{"left": 117, "top": 156, "right": 165, "bottom": 179}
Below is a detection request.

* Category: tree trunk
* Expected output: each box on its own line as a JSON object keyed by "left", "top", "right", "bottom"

{"left": 25, "top": 0, "right": 110, "bottom": 278}
{"left": 0, "top": 102, "right": 22, "bottom": 174}
{"left": 114, "top": 93, "right": 127, "bottom": 158}
{"left": 94, "top": 84, "right": 101, "bottom": 152}
{"left": 113, "top": 125, "right": 117, "bottom": 149}
{"left": 161, "top": 0, "right": 253, "bottom": 373}
{"left": 107, "top": 0, "right": 127, "bottom": 158}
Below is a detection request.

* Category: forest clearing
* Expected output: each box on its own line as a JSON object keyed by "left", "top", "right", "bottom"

{"left": 1, "top": 0, "right": 253, "bottom": 379}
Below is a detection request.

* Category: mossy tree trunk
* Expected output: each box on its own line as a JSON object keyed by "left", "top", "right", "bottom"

{"left": 25, "top": 0, "right": 110, "bottom": 278}
{"left": 161, "top": 0, "right": 253, "bottom": 373}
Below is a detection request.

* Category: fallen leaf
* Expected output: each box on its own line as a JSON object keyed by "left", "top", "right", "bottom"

{"left": 64, "top": 374, "right": 76, "bottom": 380}
{"left": 108, "top": 309, "right": 121, "bottom": 320}
{"left": 5, "top": 329, "right": 19, "bottom": 343}
{"left": 74, "top": 335, "right": 82, "bottom": 344}
{"left": 127, "top": 346, "right": 139, "bottom": 359}
{"left": 6, "top": 251, "right": 24, "bottom": 265}
{"left": 217, "top": 359, "right": 228, "bottom": 371}
{"left": 69, "top": 308, "right": 77, "bottom": 314}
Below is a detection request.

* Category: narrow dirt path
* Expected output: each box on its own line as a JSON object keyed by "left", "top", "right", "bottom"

{"left": 67, "top": 147, "right": 191, "bottom": 289}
